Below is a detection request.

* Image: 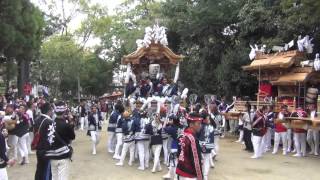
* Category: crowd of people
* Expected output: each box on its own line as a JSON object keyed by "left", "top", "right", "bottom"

{"left": 237, "top": 103, "right": 319, "bottom": 159}
{"left": 0, "top": 95, "right": 76, "bottom": 180}
{"left": 1, "top": 92, "right": 320, "bottom": 180}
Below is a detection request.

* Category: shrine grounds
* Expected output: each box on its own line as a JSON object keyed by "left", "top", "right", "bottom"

{"left": 8, "top": 125, "right": 320, "bottom": 180}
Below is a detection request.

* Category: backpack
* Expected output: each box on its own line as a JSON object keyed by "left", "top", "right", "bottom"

{"left": 31, "top": 118, "right": 47, "bottom": 150}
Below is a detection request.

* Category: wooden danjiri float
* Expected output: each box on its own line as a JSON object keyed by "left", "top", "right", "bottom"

{"left": 121, "top": 24, "right": 185, "bottom": 112}
{"left": 235, "top": 48, "right": 320, "bottom": 129}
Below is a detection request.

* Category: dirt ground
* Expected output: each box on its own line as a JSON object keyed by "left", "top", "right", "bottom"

{"left": 7, "top": 125, "right": 320, "bottom": 180}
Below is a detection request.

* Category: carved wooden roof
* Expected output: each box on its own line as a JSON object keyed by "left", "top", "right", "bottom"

{"left": 271, "top": 68, "right": 320, "bottom": 86}
{"left": 242, "top": 50, "right": 305, "bottom": 71}
{"left": 122, "top": 43, "right": 184, "bottom": 65}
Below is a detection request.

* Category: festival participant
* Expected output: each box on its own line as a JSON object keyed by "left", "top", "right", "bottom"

{"left": 107, "top": 103, "right": 124, "bottom": 154}
{"left": 199, "top": 115, "right": 215, "bottom": 180}
{"left": 209, "top": 104, "right": 223, "bottom": 158}
{"left": 4, "top": 104, "right": 19, "bottom": 161}
{"left": 0, "top": 125, "right": 15, "bottom": 180}
{"left": 235, "top": 115, "right": 244, "bottom": 143}
{"left": 264, "top": 105, "right": 274, "bottom": 152}
{"left": 150, "top": 114, "right": 163, "bottom": 173}
{"left": 176, "top": 112, "right": 203, "bottom": 180}
{"left": 26, "top": 102, "right": 35, "bottom": 154}
{"left": 113, "top": 106, "right": 125, "bottom": 159}
{"left": 15, "top": 105, "right": 30, "bottom": 165}
{"left": 116, "top": 111, "right": 135, "bottom": 166}
{"left": 291, "top": 107, "right": 308, "bottom": 157}
{"left": 87, "top": 105, "right": 102, "bottom": 155}
{"left": 251, "top": 106, "right": 267, "bottom": 159}
{"left": 46, "top": 101, "right": 75, "bottom": 180}
{"left": 34, "top": 102, "right": 54, "bottom": 180}
{"left": 306, "top": 104, "right": 319, "bottom": 156}
{"left": 272, "top": 105, "right": 290, "bottom": 155}
{"left": 132, "top": 110, "right": 152, "bottom": 170}
{"left": 160, "top": 108, "right": 170, "bottom": 166}
{"left": 162, "top": 115, "right": 182, "bottom": 179}
{"left": 242, "top": 102, "right": 254, "bottom": 152}
{"left": 78, "top": 101, "right": 87, "bottom": 131}
{"left": 100, "top": 99, "right": 107, "bottom": 122}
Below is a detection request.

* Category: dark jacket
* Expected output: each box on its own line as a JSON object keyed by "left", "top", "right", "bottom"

{"left": 108, "top": 111, "right": 121, "bottom": 132}
{"left": 198, "top": 124, "right": 215, "bottom": 153}
{"left": 164, "top": 125, "right": 180, "bottom": 150}
{"left": 87, "top": 112, "right": 102, "bottom": 134}
{"left": 122, "top": 118, "right": 135, "bottom": 143}
{"left": 150, "top": 122, "right": 162, "bottom": 146}
{"left": 132, "top": 114, "right": 152, "bottom": 141}
{"left": 79, "top": 106, "right": 87, "bottom": 117}
{"left": 252, "top": 110, "right": 266, "bottom": 136}
{"left": 12, "top": 113, "right": 30, "bottom": 137}
{"left": 34, "top": 114, "right": 53, "bottom": 153}
{"left": 176, "top": 128, "right": 203, "bottom": 179}
{"left": 115, "top": 116, "right": 124, "bottom": 134}
{"left": 46, "top": 117, "right": 75, "bottom": 160}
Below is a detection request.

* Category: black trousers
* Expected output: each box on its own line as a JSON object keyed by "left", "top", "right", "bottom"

{"left": 243, "top": 128, "right": 253, "bottom": 152}
{"left": 35, "top": 151, "right": 52, "bottom": 180}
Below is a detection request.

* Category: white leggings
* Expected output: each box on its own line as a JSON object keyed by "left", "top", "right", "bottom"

{"left": 136, "top": 140, "right": 150, "bottom": 168}
{"left": 214, "top": 136, "right": 220, "bottom": 155}
{"left": 252, "top": 135, "right": 264, "bottom": 157}
{"left": 238, "top": 129, "right": 244, "bottom": 142}
{"left": 307, "top": 129, "right": 319, "bottom": 154}
{"left": 294, "top": 132, "right": 306, "bottom": 156}
{"left": 162, "top": 138, "right": 169, "bottom": 164}
{"left": 265, "top": 128, "right": 272, "bottom": 150}
{"left": 90, "top": 131, "right": 100, "bottom": 153}
{"left": 18, "top": 133, "right": 29, "bottom": 158}
{"left": 118, "top": 141, "right": 135, "bottom": 165}
{"left": 107, "top": 132, "right": 116, "bottom": 152}
{"left": 202, "top": 153, "right": 211, "bottom": 180}
{"left": 27, "top": 132, "right": 34, "bottom": 153}
{"left": 152, "top": 145, "right": 162, "bottom": 171}
{"left": 114, "top": 133, "right": 123, "bottom": 157}
{"left": 51, "top": 159, "right": 69, "bottom": 180}
{"left": 7, "top": 135, "right": 18, "bottom": 160}
{"left": 80, "top": 116, "right": 88, "bottom": 130}
{"left": 273, "top": 132, "right": 287, "bottom": 154}
{"left": 287, "top": 129, "right": 293, "bottom": 151}
{"left": 0, "top": 168, "right": 8, "bottom": 180}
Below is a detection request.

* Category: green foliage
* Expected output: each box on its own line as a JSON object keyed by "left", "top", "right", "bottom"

{"left": 161, "top": 0, "right": 255, "bottom": 97}
{"left": 0, "top": 0, "right": 45, "bottom": 95}
{"left": 39, "top": 35, "right": 113, "bottom": 98}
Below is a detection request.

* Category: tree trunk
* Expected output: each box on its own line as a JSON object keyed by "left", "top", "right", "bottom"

{"left": 17, "top": 59, "right": 30, "bottom": 97}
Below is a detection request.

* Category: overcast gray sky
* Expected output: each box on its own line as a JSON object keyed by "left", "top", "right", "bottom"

{"left": 31, "top": 0, "right": 124, "bottom": 31}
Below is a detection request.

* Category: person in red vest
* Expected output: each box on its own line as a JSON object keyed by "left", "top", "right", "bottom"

{"left": 176, "top": 112, "right": 203, "bottom": 180}
{"left": 251, "top": 106, "right": 268, "bottom": 159}
{"left": 291, "top": 107, "right": 308, "bottom": 157}
{"left": 272, "top": 105, "right": 290, "bottom": 155}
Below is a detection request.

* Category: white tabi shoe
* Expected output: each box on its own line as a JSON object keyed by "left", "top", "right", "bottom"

{"left": 138, "top": 166, "right": 145, "bottom": 171}
{"left": 113, "top": 155, "right": 121, "bottom": 159}
{"left": 250, "top": 155, "right": 259, "bottom": 159}
{"left": 162, "top": 173, "right": 171, "bottom": 179}
{"left": 116, "top": 162, "right": 124, "bottom": 166}
{"left": 293, "top": 153, "right": 301, "bottom": 157}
